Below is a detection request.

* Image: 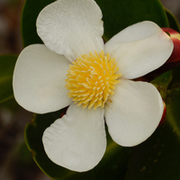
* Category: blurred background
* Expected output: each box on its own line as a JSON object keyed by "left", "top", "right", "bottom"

{"left": 0, "top": 0, "right": 180, "bottom": 179}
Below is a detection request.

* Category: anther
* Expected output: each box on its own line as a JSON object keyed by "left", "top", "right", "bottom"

{"left": 65, "top": 50, "right": 121, "bottom": 109}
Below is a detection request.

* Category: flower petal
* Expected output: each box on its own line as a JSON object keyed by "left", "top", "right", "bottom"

{"left": 105, "top": 21, "right": 173, "bottom": 79}
{"left": 42, "top": 103, "right": 106, "bottom": 172}
{"left": 37, "top": 0, "right": 104, "bottom": 62}
{"left": 105, "top": 79, "right": 164, "bottom": 146}
{"left": 13, "top": 44, "right": 71, "bottom": 114}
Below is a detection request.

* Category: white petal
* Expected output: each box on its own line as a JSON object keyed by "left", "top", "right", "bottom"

{"left": 37, "top": 0, "right": 104, "bottom": 62}
{"left": 13, "top": 44, "right": 71, "bottom": 114}
{"left": 105, "top": 21, "right": 173, "bottom": 79}
{"left": 43, "top": 103, "right": 106, "bottom": 172}
{"left": 105, "top": 79, "right": 164, "bottom": 146}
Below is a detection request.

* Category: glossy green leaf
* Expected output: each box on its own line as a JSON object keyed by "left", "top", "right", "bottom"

{"left": 152, "top": 70, "right": 172, "bottom": 88}
{"left": 96, "top": 0, "right": 169, "bottom": 41}
{"left": 168, "top": 64, "right": 180, "bottom": 90}
{"left": 22, "top": 0, "right": 169, "bottom": 46}
{"left": 25, "top": 109, "right": 131, "bottom": 180}
{"left": 0, "top": 55, "right": 17, "bottom": 103}
{"left": 165, "top": 9, "right": 180, "bottom": 32}
{"left": 151, "top": 70, "right": 172, "bottom": 99}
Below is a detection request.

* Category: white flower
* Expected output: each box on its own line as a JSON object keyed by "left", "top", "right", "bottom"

{"left": 13, "top": 0, "right": 173, "bottom": 172}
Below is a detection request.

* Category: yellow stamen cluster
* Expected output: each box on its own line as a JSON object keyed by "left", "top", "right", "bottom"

{"left": 65, "top": 51, "right": 121, "bottom": 109}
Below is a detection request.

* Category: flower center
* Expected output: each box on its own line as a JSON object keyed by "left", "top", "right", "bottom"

{"left": 65, "top": 51, "right": 121, "bottom": 109}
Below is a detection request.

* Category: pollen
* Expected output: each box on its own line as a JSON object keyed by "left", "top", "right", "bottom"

{"left": 65, "top": 51, "right": 121, "bottom": 109}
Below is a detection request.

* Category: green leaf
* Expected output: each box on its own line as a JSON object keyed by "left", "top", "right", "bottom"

{"left": 151, "top": 70, "right": 172, "bottom": 99}
{"left": 165, "top": 8, "right": 180, "bottom": 33}
{"left": 152, "top": 70, "right": 172, "bottom": 88}
{"left": 25, "top": 109, "right": 131, "bottom": 180}
{"left": 0, "top": 55, "right": 17, "bottom": 103}
{"left": 96, "top": 0, "right": 169, "bottom": 41}
{"left": 168, "top": 64, "right": 180, "bottom": 89}
{"left": 22, "top": 0, "right": 169, "bottom": 46}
